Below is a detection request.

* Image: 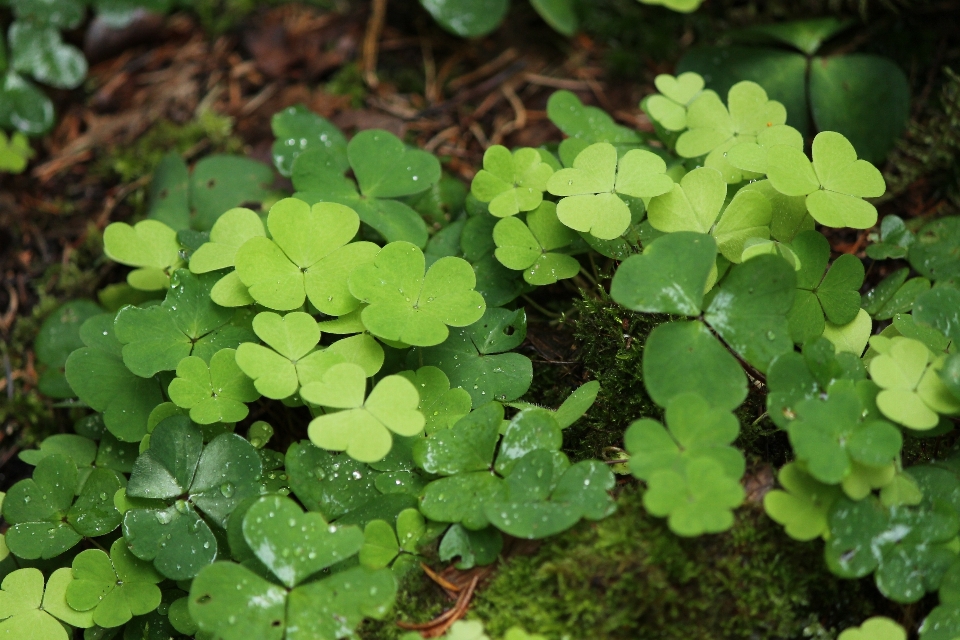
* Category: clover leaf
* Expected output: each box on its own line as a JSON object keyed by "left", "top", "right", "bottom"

{"left": 360, "top": 520, "right": 401, "bottom": 570}
{"left": 643, "top": 457, "right": 744, "bottom": 536}
{"left": 725, "top": 124, "right": 804, "bottom": 175}
{"left": 397, "top": 366, "right": 472, "bottom": 434}
{"left": 546, "top": 90, "right": 644, "bottom": 166}
{"left": 738, "top": 179, "right": 814, "bottom": 244}
{"left": 103, "top": 219, "right": 183, "bottom": 291}
{"left": 123, "top": 417, "right": 262, "bottom": 579}
{"left": 676, "top": 81, "right": 787, "bottom": 183}
{"left": 766, "top": 131, "right": 886, "bottom": 229}
{"left": 188, "top": 207, "right": 266, "bottom": 275}
{"left": 638, "top": 0, "right": 704, "bottom": 12}
{"left": 65, "top": 539, "right": 163, "bottom": 628}
{"left": 826, "top": 495, "right": 959, "bottom": 603}
{"left": 909, "top": 217, "right": 960, "bottom": 282}
{"left": 545, "top": 143, "right": 674, "bottom": 239}
{"left": 34, "top": 299, "right": 103, "bottom": 398}
{"left": 235, "top": 198, "right": 380, "bottom": 313}
{"left": 643, "top": 72, "right": 706, "bottom": 131}
{"left": 493, "top": 202, "right": 580, "bottom": 285}
{"left": 439, "top": 524, "right": 503, "bottom": 570}
{"left": 413, "top": 402, "right": 503, "bottom": 478}
{"left": 349, "top": 241, "right": 486, "bottom": 347}
{"left": 471, "top": 146, "right": 554, "bottom": 218}
{"left": 114, "top": 269, "right": 255, "bottom": 377}
{"left": 168, "top": 349, "right": 260, "bottom": 424}
{"left": 787, "top": 231, "right": 865, "bottom": 343}
{"left": 235, "top": 311, "right": 345, "bottom": 400}
{"left": 0, "top": 568, "right": 94, "bottom": 640}
{"left": 647, "top": 167, "right": 772, "bottom": 262}
{"left": 189, "top": 561, "right": 395, "bottom": 640}
{"left": 292, "top": 128, "right": 439, "bottom": 246}
{"left": 304, "top": 363, "right": 425, "bottom": 463}
{"left": 839, "top": 617, "right": 906, "bottom": 640}
{"left": 419, "top": 471, "right": 507, "bottom": 531}
{"left": 271, "top": 105, "right": 347, "bottom": 177}
{"left": 409, "top": 307, "right": 532, "bottom": 404}
{"left": 285, "top": 441, "right": 382, "bottom": 521}
{"left": 9, "top": 22, "right": 86, "bottom": 90}
{"left": 0, "top": 129, "right": 34, "bottom": 173}
{"left": 861, "top": 268, "right": 932, "bottom": 321}
{"left": 625, "top": 392, "right": 744, "bottom": 481}
{"left": 787, "top": 385, "right": 902, "bottom": 486}
{"left": 2, "top": 454, "right": 121, "bottom": 560}
{"left": 611, "top": 231, "right": 717, "bottom": 315}
{"left": 915, "top": 288, "right": 960, "bottom": 346}
{"left": 869, "top": 337, "right": 960, "bottom": 430}
{"left": 867, "top": 215, "right": 915, "bottom": 260}
{"left": 763, "top": 462, "right": 843, "bottom": 541}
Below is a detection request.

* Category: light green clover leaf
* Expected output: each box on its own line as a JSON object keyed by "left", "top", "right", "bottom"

{"left": 786, "top": 231, "right": 865, "bottom": 343}
{"left": 292, "top": 128, "right": 439, "bottom": 246}
{"left": 103, "top": 219, "right": 183, "bottom": 291}
{"left": 304, "top": 363, "right": 425, "bottom": 463}
{"left": 349, "top": 241, "right": 486, "bottom": 347}
{"left": 726, "top": 124, "right": 804, "bottom": 175}
{"left": 822, "top": 309, "right": 873, "bottom": 356}
{"left": 2, "top": 455, "right": 121, "bottom": 560}
{"left": 493, "top": 202, "right": 580, "bottom": 285}
{"left": 0, "top": 129, "right": 34, "bottom": 173}
{"left": 766, "top": 131, "right": 886, "bottom": 229}
{"left": 611, "top": 231, "right": 717, "bottom": 315}
{"left": 676, "top": 81, "right": 787, "bottom": 183}
{"left": 18, "top": 433, "right": 95, "bottom": 468}
{"left": 869, "top": 337, "right": 960, "bottom": 430}
{"left": 638, "top": 0, "right": 704, "bottom": 12}
{"left": 763, "top": 462, "right": 843, "bottom": 541}
{"left": 243, "top": 495, "right": 364, "bottom": 588}
{"left": 647, "top": 167, "right": 772, "bottom": 262}
{"left": 66, "top": 539, "right": 163, "bottom": 628}
{"left": 398, "top": 366, "right": 472, "bottom": 434}
{"left": 123, "top": 417, "right": 263, "bottom": 579}
{"left": 114, "top": 269, "right": 255, "bottom": 377}
{"left": 359, "top": 520, "right": 400, "bottom": 570}
{"left": 625, "top": 392, "right": 744, "bottom": 481}
{"left": 839, "top": 617, "right": 906, "bottom": 640}
{"left": 738, "top": 179, "right": 814, "bottom": 244}
{"left": 168, "top": 349, "right": 260, "bottom": 424}
{"left": 643, "top": 72, "right": 705, "bottom": 131}
{"left": 189, "top": 562, "right": 396, "bottom": 640}
{"left": 546, "top": 143, "right": 674, "bottom": 239}
{"left": 271, "top": 104, "right": 347, "bottom": 177}
{"left": 234, "top": 197, "right": 379, "bottom": 312}
{"left": 0, "top": 568, "right": 93, "bottom": 640}
{"left": 509, "top": 380, "right": 601, "bottom": 429}
{"left": 409, "top": 307, "right": 532, "bottom": 404}
{"left": 787, "top": 385, "right": 902, "bottom": 486}
{"left": 188, "top": 207, "right": 266, "bottom": 274}
{"left": 826, "top": 496, "right": 959, "bottom": 603}
{"left": 643, "top": 457, "right": 744, "bottom": 536}
{"left": 471, "top": 146, "right": 555, "bottom": 218}
{"left": 235, "top": 311, "right": 345, "bottom": 400}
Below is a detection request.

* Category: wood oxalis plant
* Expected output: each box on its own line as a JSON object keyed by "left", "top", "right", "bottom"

{"left": 3, "top": 73, "right": 960, "bottom": 640}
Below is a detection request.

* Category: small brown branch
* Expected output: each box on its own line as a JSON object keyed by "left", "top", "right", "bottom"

{"left": 362, "top": 0, "right": 388, "bottom": 88}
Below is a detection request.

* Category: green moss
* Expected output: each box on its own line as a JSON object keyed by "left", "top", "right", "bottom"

{"left": 359, "top": 568, "right": 450, "bottom": 640}
{"left": 327, "top": 63, "right": 367, "bottom": 109}
{"left": 470, "top": 486, "right": 890, "bottom": 640}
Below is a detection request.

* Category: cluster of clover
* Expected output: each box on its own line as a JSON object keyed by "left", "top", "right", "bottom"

{"left": 2, "top": 71, "right": 960, "bottom": 640}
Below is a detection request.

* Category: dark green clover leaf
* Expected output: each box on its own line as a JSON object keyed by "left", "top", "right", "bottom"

{"left": 419, "top": 471, "right": 507, "bottom": 531}
{"left": 861, "top": 268, "right": 931, "bottom": 321}
{"left": 413, "top": 403, "right": 503, "bottom": 476}
{"left": 9, "top": 23, "right": 86, "bottom": 90}
{"left": 766, "top": 131, "right": 886, "bottom": 229}
{"left": 826, "top": 496, "right": 959, "bottom": 603}
{"left": 492, "top": 202, "right": 580, "bottom": 285}
{"left": 866, "top": 215, "right": 915, "bottom": 260}
{"left": 235, "top": 198, "right": 379, "bottom": 313}
{"left": 625, "top": 392, "right": 744, "bottom": 481}
{"left": 869, "top": 337, "right": 960, "bottom": 430}
{"left": 188, "top": 207, "right": 266, "bottom": 275}
{"left": 439, "top": 524, "right": 503, "bottom": 570}
{"left": 643, "top": 457, "right": 744, "bottom": 537}
{"left": 787, "top": 385, "right": 901, "bottom": 487}
{"left": 485, "top": 454, "right": 616, "bottom": 539}
{"left": 909, "top": 217, "right": 960, "bottom": 282}
{"left": 271, "top": 105, "right": 347, "bottom": 177}
{"left": 611, "top": 232, "right": 717, "bottom": 315}
{"left": 66, "top": 539, "right": 163, "bottom": 628}
{"left": 115, "top": 269, "right": 254, "bottom": 377}
{"left": 417, "top": 0, "right": 508, "bottom": 37}
{"left": 763, "top": 462, "right": 843, "bottom": 541}
{"left": 0, "top": 568, "right": 94, "bottom": 640}
{"left": 359, "top": 520, "right": 400, "bottom": 570}
{"left": 398, "top": 366, "right": 472, "bottom": 434}
{"left": 546, "top": 90, "right": 644, "bottom": 166}
{"left": 284, "top": 442, "right": 379, "bottom": 520}
{"left": 236, "top": 311, "right": 344, "bottom": 400}
{"left": 788, "top": 231, "right": 865, "bottom": 343}
{"left": 103, "top": 219, "right": 183, "bottom": 291}
{"left": 349, "top": 241, "right": 486, "bottom": 347}
{"left": 303, "top": 363, "right": 425, "bottom": 463}
{"left": 168, "top": 349, "right": 260, "bottom": 424}
{"left": 647, "top": 167, "right": 772, "bottom": 263}
{"left": 642, "top": 320, "right": 747, "bottom": 411}
{"left": 293, "top": 128, "right": 439, "bottom": 246}
{"left": 915, "top": 288, "right": 960, "bottom": 346}
{"left": 242, "top": 495, "right": 364, "bottom": 588}
{"left": 545, "top": 143, "right": 673, "bottom": 239}
{"left": 409, "top": 307, "right": 532, "bottom": 404}
{"left": 470, "top": 146, "right": 554, "bottom": 218}
{"left": 676, "top": 81, "right": 787, "bottom": 183}
{"left": 643, "top": 72, "right": 706, "bottom": 131}
{"left": 494, "top": 408, "right": 564, "bottom": 476}
{"left": 34, "top": 299, "right": 102, "bottom": 398}
{"left": 2, "top": 455, "right": 121, "bottom": 559}
{"left": 123, "top": 417, "right": 263, "bottom": 579}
